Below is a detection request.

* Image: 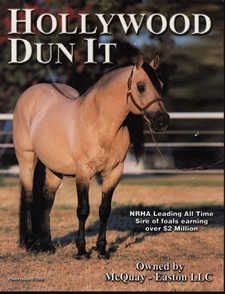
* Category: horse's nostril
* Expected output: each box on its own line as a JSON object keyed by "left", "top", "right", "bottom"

{"left": 151, "top": 112, "right": 170, "bottom": 131}
{"left": 146, "top": 111, "right": 170, "bottom": 132}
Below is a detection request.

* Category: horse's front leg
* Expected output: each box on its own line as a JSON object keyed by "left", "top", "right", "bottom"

{"left": 75, "top": 181, "right": 90, "bottom": 259}
{"left": 96, "top": 163, "right": 123, "bottom": 259}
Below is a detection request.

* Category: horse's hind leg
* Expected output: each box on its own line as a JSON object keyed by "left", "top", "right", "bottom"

{"left": 32, "top": 165, "right": 62, "bottom": 253}
{"left": 18, "top": 151, "right": 37, "bottom": 249}
{"left": 96, "top": 163, "right": 123, "bottom": 259}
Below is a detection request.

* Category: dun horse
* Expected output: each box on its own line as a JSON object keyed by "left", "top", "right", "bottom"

{"left": 13, "top": 55, "right": 169, "bottom": 259}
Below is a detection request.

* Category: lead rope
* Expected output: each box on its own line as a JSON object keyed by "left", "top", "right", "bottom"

{"left": 143, "top": 114, "right": 167, "bottom": 164}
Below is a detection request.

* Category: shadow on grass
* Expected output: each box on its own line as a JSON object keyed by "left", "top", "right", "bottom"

{"left": 53, "top": 204, "right": 224, "bottom": 256}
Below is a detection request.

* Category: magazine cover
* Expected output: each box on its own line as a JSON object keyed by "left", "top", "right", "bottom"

{"left": 0, "top": 0, "right": 224, "bottom": 292}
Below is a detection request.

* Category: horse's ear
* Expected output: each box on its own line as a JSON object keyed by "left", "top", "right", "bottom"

{"left": 136, "top": 55, "right": 144, "bottom": 69}
{"left": 150, "top": 54, "right": 160, "bottom": 70}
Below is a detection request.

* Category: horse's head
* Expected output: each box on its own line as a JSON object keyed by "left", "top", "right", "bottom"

{"left": 127, "top": 55, "right": 169, "bottom": 132}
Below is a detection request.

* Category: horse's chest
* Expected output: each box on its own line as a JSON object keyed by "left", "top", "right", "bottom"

{"left": 75, "top": 127, "right": 129, "bottom": 177}
{"left": 90, "top": 146, "right": 108, "bottom": 169}
{"left": 96, "top": 127, "right": 130, "bottom": 172}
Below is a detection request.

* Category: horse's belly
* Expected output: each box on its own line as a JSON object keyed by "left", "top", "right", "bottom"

{"left": 33, "top": 140, "right": 76, "bottom": 174}
{"left": 33, "top": 140, "right": 75, "bottom": 174}
{"left": 30, "top": 118, "right": 77, "bottom": 175}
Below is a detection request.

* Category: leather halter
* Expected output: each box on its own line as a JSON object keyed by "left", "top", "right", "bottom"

{"left": 127, "top": 62, "right": 164, "bottom": 113}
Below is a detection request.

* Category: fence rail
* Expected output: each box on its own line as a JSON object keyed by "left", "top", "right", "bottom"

{"left": 0, "top": 112, "right": 224, "bottom": 120}
{"left": 0, "top": 112, "right": 224, "bottom": 175}
{"left": 0, "top": 142, "right": 224, "bottom": 149}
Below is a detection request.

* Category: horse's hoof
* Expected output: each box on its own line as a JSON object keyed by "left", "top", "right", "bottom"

{"left": 40, "top": 243, "right": 56, "bottom": 254}
{"left": 27, "top": 244, "right": 40, "bottom": 254}
{"left": 98, "top": 252, "right": 110, "bottom": 259}
{"left": 73, "top": 252, "right": 90, "bottom": 260}
{"left": 27, "top": 242, "right": 56, "bottom": 254}
{"left": 25, "top": 240, "right": 36, "bottom": 251}
{"left": 22, "top": 237, "right": 36, "bottom": 249}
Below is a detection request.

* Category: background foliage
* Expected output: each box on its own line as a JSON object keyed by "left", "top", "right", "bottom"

{"left": 0, "top": 0, "right": 224, "bottom": 167}
{"left": 0, "top": 0, "right": 223, "bottom": 112}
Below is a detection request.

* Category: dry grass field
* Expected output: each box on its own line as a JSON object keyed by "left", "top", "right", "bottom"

{"left": 0, "top": 174, "right": 224, "bottom": 291}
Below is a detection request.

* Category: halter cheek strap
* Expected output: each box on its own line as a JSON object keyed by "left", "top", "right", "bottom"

{"left": 127, "top": 62, "right": 164, "bottom": 113}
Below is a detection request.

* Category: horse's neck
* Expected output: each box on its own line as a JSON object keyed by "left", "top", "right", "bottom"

{"left": 81, "top": 67, "right": 131, "bottom": 144}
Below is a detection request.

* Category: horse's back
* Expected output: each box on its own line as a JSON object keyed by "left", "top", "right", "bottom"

{"left": 15, "top": 83, "right": 79, "bottom": 109}
{"left": 49, "top": 83, "right": 79, "bottom": 100}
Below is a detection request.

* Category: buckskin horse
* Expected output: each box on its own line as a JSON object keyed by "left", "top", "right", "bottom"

{"left": 13, "top": 55, "right": 169, "bottom": 259}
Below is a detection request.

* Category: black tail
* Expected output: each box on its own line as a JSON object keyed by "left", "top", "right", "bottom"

{"left": 31, "top": 160, "right": 46, "bottom": 237}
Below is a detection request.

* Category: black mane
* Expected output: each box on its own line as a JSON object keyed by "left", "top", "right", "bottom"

{"left": 123, "top": 113, "right": 145, "bottom": 162}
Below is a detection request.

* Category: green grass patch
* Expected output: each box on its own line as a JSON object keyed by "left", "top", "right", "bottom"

{"left": 0, "top": 175, "right": 223, "bottom": 188}
{"left": 121, "top": 175, "right": 223, "bottom": 187}
{"left": 0, "top": 176, "right": 19, "bottom": 187}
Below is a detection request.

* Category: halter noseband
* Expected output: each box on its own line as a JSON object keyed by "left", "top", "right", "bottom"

{"left": 127, "top": 62, "right": 164, "bottom": 113}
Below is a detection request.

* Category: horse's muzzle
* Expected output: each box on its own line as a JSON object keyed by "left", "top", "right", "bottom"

{"left": 145, "top": 111, "right": 170, "bottom": 132}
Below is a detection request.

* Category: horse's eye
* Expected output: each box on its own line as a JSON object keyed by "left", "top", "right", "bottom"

{"left": 137, "top": 82, "right": 145, "bottom": 93}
